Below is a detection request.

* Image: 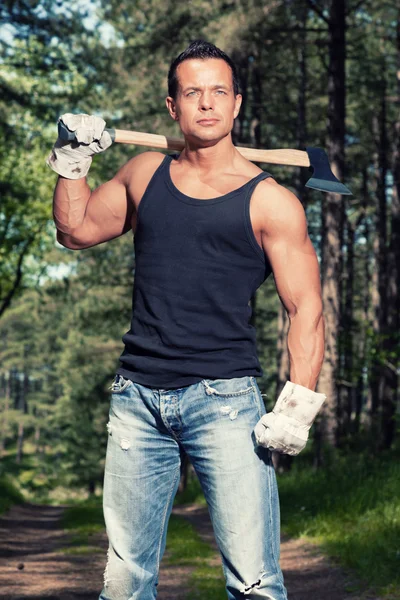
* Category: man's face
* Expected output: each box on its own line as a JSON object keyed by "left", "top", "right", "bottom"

{"left": 166, "top": 58, "right": 242, "bottom": 145}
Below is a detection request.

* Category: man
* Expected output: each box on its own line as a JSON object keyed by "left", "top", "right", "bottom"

{"left": 47, "top": 40, "right": 326, "bottom": 600}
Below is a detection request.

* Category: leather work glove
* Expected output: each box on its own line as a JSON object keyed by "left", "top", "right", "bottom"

{"left": 253, "top": 381, "right": 327, "bottom": 456}
{"left": 46, "top": 113, "right": 113, "bottom": 179}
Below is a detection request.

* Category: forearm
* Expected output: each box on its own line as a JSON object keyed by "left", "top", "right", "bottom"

{"left": 287, "top": 304, "right": 325, "bottom": 391}
{"left": 53, "top": 176, "right": 91, "bottom": 235}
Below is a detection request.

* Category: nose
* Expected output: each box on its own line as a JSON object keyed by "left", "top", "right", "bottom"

{"left": 199, "top": 91, "right": 214, "bottom": 111}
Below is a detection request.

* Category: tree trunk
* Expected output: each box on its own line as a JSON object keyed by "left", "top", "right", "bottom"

{"left": 250, "top": 62, "right": 262, "bottom": 148}
{"left": 380, "top": 11, "right": 400, "bottom": 449}
{"left": 16, "top": 371, "right": 29, "bottom": 464}
{"left": 369, "top": 68, "right": 388, "bottom": 447}
{"left": 316, "top": 0, "right": 347, "bottom": 448}
{"left": 338, "top": 213, "right": 356, "bottom": 443}
{"left": 16, "top": 421, "right": 24, "bottom": 465}
{"left": 233, "top": 52, "right": 250, "bottom": 144}
{"left": 35, "top": 424, "right": 41, "bottom": 454}
{"left": 355, "top": 168, "right": 370, "bottom": 434}
{"left": 294, "top": 1, "right": 309, "bottom": 195}
{"left": 0, "top": 371, "right": 10, "bottom": 457}
{"left": 274, "top": 12, "right": 307, "bottom": 472}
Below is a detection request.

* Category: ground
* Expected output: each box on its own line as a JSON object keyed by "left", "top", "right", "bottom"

{"left": 0, "top": 502, "right": 380, "bottom": 600}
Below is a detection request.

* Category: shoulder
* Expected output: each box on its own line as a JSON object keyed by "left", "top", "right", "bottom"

{"left": 253, "top": 177, "right": 308, "bottom": 238}
{"left": 116, "top": 151, "right": 166, "bottom": 184}
{"left": 115, "top": 151, "right": 168, "bottom": 203}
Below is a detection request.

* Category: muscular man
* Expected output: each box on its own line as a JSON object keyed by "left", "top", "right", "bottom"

{"left": 47, "top": 40, "right": 326, "bottom": 600}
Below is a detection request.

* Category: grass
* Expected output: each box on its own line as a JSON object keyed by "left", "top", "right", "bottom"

{"left": 60, "top": 499, "right": 106, "bottom": 554}
{"left": 278, "top": 450, "right": 400, "bottom": 598}
{"left": 163, "top": 514, "right": 227, "bottom": 598}
{"left": 60, "top": 497, "right": 227, "bottom": 597}
{"left": 3, "top": 436, "right": 399, "bottom": 598}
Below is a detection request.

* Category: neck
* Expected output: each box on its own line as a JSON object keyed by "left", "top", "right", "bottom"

{"left": 180, "top": 133, "right": 241, "bottom": 172}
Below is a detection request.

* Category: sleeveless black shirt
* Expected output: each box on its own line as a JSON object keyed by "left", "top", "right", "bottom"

{"left": 116, "top": 153, "right": 273, "bottom": 389}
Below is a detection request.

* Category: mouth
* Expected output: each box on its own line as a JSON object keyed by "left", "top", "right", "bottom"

{"left": 197, "top": 119, "right": 219, "bottom": 125}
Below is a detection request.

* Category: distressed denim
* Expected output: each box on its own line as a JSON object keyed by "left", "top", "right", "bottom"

{"left": 99, "top": 374, "right": 288, "bottom": 600}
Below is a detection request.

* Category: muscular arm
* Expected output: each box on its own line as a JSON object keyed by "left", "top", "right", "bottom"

{"left": 54, "top": 160, "right": 134, "bottom": 249}
{"left": 259, "top": 181, "right": 325, "bottom": 391}
{"left": 53, "top": 152, "right": 163, "bottom": 249}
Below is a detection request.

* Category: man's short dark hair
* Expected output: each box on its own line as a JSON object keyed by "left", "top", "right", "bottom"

{"left": 168, "top": 39, "right": 240, "bottom": 100}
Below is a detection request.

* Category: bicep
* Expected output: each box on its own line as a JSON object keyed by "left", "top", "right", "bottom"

{"left": 81, "top": 175, "right": 134, "bottom": 246}
{"left": 62, "top": 152, "right": 165, "bottom": 249}
{"left": 61, "top": 162, "right": 135, "bottom": 250}
{"left": 261, "top": 185, "right": 322, "bottom": 317}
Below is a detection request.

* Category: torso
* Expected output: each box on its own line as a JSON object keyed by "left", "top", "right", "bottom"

{"left": 126, "top": 151, "right": 277, "bottom": 255}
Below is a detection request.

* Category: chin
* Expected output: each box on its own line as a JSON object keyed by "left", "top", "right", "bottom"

{"left": 186, "top": 128, "right": 228, "bottom": 145}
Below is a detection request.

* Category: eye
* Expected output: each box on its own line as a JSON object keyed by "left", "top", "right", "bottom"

{"left": 216, "top": 90, "right": 227, "bottom": 95}
{"left": 186, "top": 91, "right": 197, "bottom": 96}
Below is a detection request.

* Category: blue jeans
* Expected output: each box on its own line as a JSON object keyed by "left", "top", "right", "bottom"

{"left": 99, "top": 374, "right": 288, "bottom": 600}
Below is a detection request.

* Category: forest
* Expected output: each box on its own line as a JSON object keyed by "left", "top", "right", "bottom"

{"left": 0, "top": 1, "right": 399, "bottom": 598}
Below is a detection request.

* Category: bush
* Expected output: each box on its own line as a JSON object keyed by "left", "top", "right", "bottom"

{"left": 0, "top": 473, "right": 25, "bottom": 514}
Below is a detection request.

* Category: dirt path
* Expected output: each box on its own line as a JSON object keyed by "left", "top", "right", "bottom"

{"left": 0, "top": 502, "right": 378, "bottom": 600}
{"left": 173, "top": 504, "right": 380, "bottom": 600}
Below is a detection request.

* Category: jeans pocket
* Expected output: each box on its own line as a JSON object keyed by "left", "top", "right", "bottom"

{"left": 201, "top": 376, "right": 255, "bottom": 398}
{"left": 110, "top": 374, "right": 133, "bottom": 394}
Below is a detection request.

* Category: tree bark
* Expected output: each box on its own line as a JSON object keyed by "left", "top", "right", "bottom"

{"left": 338, "top": 212, "right": 356, "bottom": 443}
{"left": 380, "top": 10, "right": 400, "bottom": 449}
{"left": 355, "top": 168, "right": 370, "bottom": 434}
{"left": 315, "top": 0, "right": 347, "bottom": 448}
{"left": 368, "top": 67, "right": 388, "bottom": 446}
{"left": 16, "top": 371, "right": 29, "bottom": 464}
{"left": 0, "top": 371, "right": 10, "bottom": 457}
{"left": 275, "top": 8, "right": 307, "bottom": 471}
{"left": 16, "top": 421, "right": 24, "bottom": 465}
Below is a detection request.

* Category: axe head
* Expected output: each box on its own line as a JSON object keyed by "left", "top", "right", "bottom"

{"left": 305, "top": 147, "right": 352, "bottom": 195}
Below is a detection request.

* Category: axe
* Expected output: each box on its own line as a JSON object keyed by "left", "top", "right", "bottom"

{"left": 58, "top": 122, "right": 352, "bottom": 195}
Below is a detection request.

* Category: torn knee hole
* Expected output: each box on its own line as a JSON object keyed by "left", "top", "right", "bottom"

{"left": 241, "top": 570, "right": 270, "bottom": 596}
{"left": 243, "top": 578, "right": 262, "bottom": 594}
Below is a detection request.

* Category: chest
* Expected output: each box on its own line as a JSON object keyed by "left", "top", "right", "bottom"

{"left": 130, "top": 168, "right": 267, "bottom": 255}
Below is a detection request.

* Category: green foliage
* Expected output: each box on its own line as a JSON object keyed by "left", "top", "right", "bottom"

{"left": 0, "top": 473, "right": 25, "bottom": 514}
{"left": 0, "top": 0, "right": 399, "bottom": 564}
{"left": 278, "top": 451, "right": 400, "bottom": 595}
{"left": 1, "top": 440, "right": 67, "bottom": 501}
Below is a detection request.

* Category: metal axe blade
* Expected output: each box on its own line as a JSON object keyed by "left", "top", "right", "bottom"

{"left": 305, "top": 147, "right": 352, "bottom": 195}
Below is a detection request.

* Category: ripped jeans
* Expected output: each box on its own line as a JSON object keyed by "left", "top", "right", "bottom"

{"left": 99, "top": 374, "right": 288, "bottom": 600}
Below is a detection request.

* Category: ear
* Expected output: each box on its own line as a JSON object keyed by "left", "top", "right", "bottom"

{"left": 233, "top": 94, "right": 243, "bottom": 119}
{"left": 165, "top": 96, "right": 179, "bottom": 121}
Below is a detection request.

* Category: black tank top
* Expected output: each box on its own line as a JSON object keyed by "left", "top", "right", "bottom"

{"left": 116, "top": 153, "right": 273, "bottom": 389}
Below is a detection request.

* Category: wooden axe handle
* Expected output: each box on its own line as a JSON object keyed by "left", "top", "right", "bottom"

{"left": 113, "top": 129, "right": 311, "bottom": 167}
